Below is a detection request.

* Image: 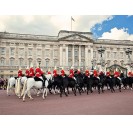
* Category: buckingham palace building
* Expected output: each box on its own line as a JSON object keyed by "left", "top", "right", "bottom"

{"left": 0, "top": 30, "right": 133, "bottom": 77}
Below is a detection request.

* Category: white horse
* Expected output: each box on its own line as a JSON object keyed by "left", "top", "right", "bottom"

{"left": 7, "top": 77, "right": 17, "bottom": 96}
{"left": 22, "top": 74, "right": 52, "bottom": 102}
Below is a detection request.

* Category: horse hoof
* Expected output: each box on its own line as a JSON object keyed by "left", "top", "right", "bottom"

{"left": 23, "top": 99, "right": 25, "bottom": 102}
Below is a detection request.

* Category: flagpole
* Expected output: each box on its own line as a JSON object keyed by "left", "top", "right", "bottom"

{"left": 71, "top": 16, "right": 72, "bottom": 31}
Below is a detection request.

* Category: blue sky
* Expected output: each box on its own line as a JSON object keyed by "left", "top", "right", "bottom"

{"left": 91, "top": 15, "right": 133, "bottom": 40}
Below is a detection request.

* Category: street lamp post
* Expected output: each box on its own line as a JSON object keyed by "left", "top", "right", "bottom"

{"left": 91, "top": 59, "right": 94, "bottom": 70}
{"left": 98, "top": 46, "right": 105, "bottom": 67}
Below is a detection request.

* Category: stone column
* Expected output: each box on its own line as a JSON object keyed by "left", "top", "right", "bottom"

{"left": 66, "top": 45, "right": 68, "bottom": 67}
{"left": 79, "top": 45, "right": 81, "bottom": 67}
{"left": 72, "top": 45, "right": 74, "bottom": 66}
{"left": 60, "top": 45, "right": 63, "bottom": 66}
{"left": 85, "top": 45, "right": 88, "bottom": 67}
{"left": 6, "top": 43, "right": 10, "bottom": 65}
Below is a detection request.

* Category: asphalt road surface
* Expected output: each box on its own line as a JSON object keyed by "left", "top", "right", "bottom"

{"left": 0, "top": 88, "right": 133, "bottom": 115}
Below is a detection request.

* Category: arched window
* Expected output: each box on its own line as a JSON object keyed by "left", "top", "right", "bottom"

{"left": 28, "top": 58, "right": 33, "bottom": 67}
{"left": 10, "top": 58, "right": 15, "bottom": 66}
{"left": 45, "top": 58, "right": 50, "bottom": 68}
{"left": 19, "top": 58, "right": 24, "bottom": 66}
{"left": 0, "top": 57, "right": 5, "bottom": 66}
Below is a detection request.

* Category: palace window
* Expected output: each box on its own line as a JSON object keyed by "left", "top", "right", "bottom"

{"left": 10, "top": 48, "right": 15, "bottom": 56}
{"left": 37, "top": 49, "right": 42, "bottom": 56}
{"left": 120, "top": 52, "right": 123, "bottom": 58}
{"left": 19, "top": 48, "right": 24, "bottom": 56}
{"left": 53, "top": 59, "right": 58, "bottom": 66}
{"left": 28, "top": 48, "right": 33, "bottom": 56}
{"left": 68, "top": 59, "right": 72, "bottom": 67}
{"left": 81, "top": 46, "right": 85, "bottom": 57}
{"left": 19, "top": 58, "right": 24, "bottom": 66}
{"left": 0, "top": 47, "right": 6, "bottom": 55}
{"left": 45, "top": 49, "right": 50, "bottom": 57}
{"left": 114, "top": 52, "right": 117, "bottom": 59}
{"left": 10, "top": 58, "right": 15, "bottom": 66}
{"left": 54, "top": 49, "right": 58, "bottom": 57}
{"left": 45, "top": 58, "right": 50, "bottom": 68}
{"left": 0, "top": 58, "right": 5, "bottom": 66}
{"left": 28, "top": 58, "right": 33, "bottom": 66}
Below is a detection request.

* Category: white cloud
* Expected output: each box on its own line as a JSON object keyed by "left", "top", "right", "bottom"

{"left": 99, "top": 27, "right": 133, "bottom": 40}
{"left": 0, "top": 15, "right": 113, "bottom": 35}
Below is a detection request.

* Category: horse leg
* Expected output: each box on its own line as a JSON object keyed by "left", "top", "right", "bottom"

{"left": 6, "top": 82, "right": 10, "bottom": 96}
{"left": 42, "top": 87, "right": 47, "bottom": 99}
{"left": 23, "top": 88, "right": 32, "bottom": 102}
{"left": 64, "top": 87, "right": 68, "bottom": 97}
{"left": 119, "top": 84, "right": 121, "bottom": 92}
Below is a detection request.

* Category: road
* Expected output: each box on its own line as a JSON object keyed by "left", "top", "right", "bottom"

{"left": 0, "top": 88, "right": 133, "bottom": 115}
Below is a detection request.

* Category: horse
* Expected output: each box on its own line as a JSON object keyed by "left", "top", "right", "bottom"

{"left": 75, "top": 73, "right": 85, "bottom": 95}
{"left": 22, "top": 74, "right": 52, "bottom": 102}
{"left": 104, "top": 75, "right": 115, "bottom": 93}
{"left": 112, "top": 76, "right": 122, "bottom": 92}
{"left": 83, "top": 74, "right": 93, "bottom": 95}
{"left": 0, "top": 78, "right": 4, "bottom": 90}
{"left": 7, "top": 77, "right": 17, "bottom": 96}
{"left": 51, "top": 74, "right": 68, "bottom": 97}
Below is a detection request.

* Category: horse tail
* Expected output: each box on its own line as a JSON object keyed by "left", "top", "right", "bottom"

{"left": 15, "top": 79, "right": 18, "bottom": 94}
{"left": 7, "top": 79, "right": 10, "bottom": 95}
{"left": 16, "top": 78, "right": 21, "bottom": 96}
{"left": 21, "top": 79, "right": 27, "bottom": 96}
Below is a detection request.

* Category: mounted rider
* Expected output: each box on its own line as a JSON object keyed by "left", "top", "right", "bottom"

{"left": 61, "top": 67, "right": 65, "bottom": 77}
{"left": 114, "top": 68, "right": 122, "bottom": 83}
{"left": 93, "top": 68, "right": 100, "bottom": 80}
{"left": 85, "top": 69, "right": 90, "bottom": 77}
{"left": 18, "top": 67, "right": 23, "bottom": 78}
{"left": 34, "top": 63, "right": 44, "bottom": 83}
{"left": 53, "top": 66, "right": 58, "bottom": 77}
{"left": 29, "top": 63, "right": 35, "bottom": 77}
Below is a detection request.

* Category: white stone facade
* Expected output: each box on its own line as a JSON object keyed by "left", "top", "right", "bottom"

{"left": 0, "top": 30, "right": 133, "bottom": 77}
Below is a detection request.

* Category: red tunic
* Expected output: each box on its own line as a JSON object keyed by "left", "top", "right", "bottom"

{"left": 61, "top": 70, "right": 65, "bottom": 76}
{"left": 25, "top": 69, "right": 30, "bottom": 76}
{"left": 128, "top": 72, "right": 132, "bottom": 77}
{"left": 53, "top": 69, "right": 57, "bottom": 74}
{"left": 47, "top": 71, "right": 51, "bottom": 74}
{"left": 114, "top": 71, "right": 120, "bottom": 77}
{"left": 35, "top": 67, "right": 42, "bottom": 74}
{"left": 69, "top": 73, "right": 74, "bottom": 78}
{"left": 93, "top": 70, "right": 97, "bottom": 75}
{"left": 69, "top": 69, "right": 74, "bottom": 76}
{"left": 18, "top": 70, "right": 22, "bottom": 77}
{"left": 35, "top": 72, "right": 41, "bottom": 78}
{"left": 85, "top": 70, "right": 89, "bottom": 74}
{"left": 106, "top": 72, "right": 110, "bottom": 77}
{"left": 29, "top": 67, "right": 35, "bottom": 77}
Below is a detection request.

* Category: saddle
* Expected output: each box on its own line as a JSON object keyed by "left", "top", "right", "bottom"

{"left": 34, "top": 77, "right": 43, "bottom": 82}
